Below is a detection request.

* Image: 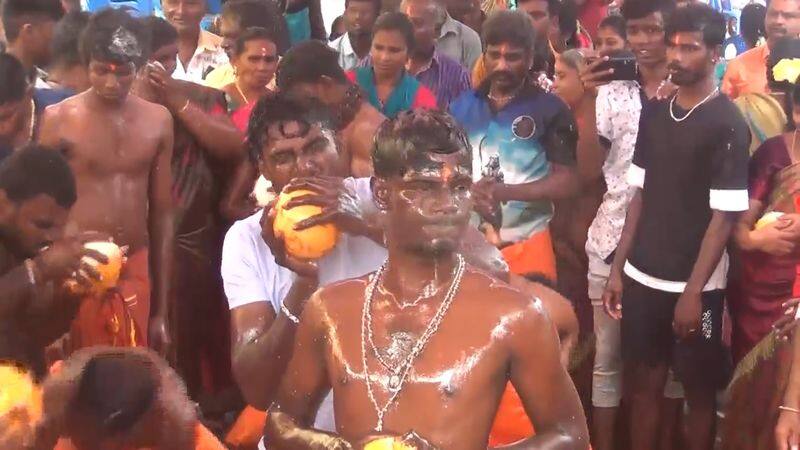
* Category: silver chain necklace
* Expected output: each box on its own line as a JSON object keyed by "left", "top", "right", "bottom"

{"left": 360, "top": 254, "right": 466, "bottom": 432}
{"left": 669, "top": 87, "right": 719, "bottom": 122}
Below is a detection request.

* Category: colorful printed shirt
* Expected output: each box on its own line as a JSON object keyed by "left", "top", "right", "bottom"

{"left": 450, "top": 84, "right": 578, "bottom": 243}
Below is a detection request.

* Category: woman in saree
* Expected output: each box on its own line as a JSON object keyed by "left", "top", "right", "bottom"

{"left": 723, "top": 61, "right": 800, "bottom": 450}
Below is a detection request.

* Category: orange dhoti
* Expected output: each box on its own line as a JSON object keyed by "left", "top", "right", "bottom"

{"left": 501, "top": 228, "right": 557, "bottom": 280}
{"left": 69, "top": 249, "right": 150, "bottom": 350}
{"left": 489, "top": 384, "right": 535, "bottom": 446}
{"left": 225, "top": 406, "right": 267, "bottom": 450}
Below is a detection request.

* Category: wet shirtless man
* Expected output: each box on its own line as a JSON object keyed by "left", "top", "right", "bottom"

{"left": 38, "top": 9, "right": 175, "bottom": 356}
{"left": 265, "top": 110, "right": 588, "bottom": 449}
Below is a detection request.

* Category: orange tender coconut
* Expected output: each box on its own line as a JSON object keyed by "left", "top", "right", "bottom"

{"left": 0, "top": 365, "right": 42, "bottom": 446}
{"left": 65, "top": 241, "right": 124, "bottom": 295}
{"left": 363, "top": 437, "right": 416, "bottom": 450}
{"left": 273, "top": 189, "right": 339, "bottom": 259}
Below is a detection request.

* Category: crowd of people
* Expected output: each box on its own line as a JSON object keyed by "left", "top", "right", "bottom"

{"left": 0, "top": 0, "right": 799, "bottom": 449}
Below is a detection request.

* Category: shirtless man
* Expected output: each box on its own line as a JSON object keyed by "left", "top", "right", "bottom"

{"left": 38, "top": 9, "right": 175, "bottom": 356}
{"left": 265, "top": 110, "right": 588, "bottom": 449}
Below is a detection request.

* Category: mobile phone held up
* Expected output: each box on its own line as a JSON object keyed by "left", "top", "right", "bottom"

{"left": 593, "top": 50, "right": 638, "bottom": 82}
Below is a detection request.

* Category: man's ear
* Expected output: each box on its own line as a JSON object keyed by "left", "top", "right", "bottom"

{"left": 371, "top": 177, "right": 390, "bottom": 211}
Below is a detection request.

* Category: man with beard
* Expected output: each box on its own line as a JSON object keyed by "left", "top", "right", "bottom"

{"left": 602, "top": 4, "right": 750, "bottom": 450}
{"left": 37, "top": 9, "right": 175, "bottom": 356}
{"left": 723, "top": 0, "right": 800, "bottom": 99}
{"left": 264, "top": 109, "right": 588, "bottom": 450}
{"left": 0, "top": 146, "right": 106, "bottom": 379}
{"left": 330, "top": 0, "right": 381, "bottom": 71}
{"left": 451, "top": 10, "right": 579, "bottom": 279}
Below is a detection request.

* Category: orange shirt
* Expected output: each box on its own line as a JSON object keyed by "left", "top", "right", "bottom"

{"left": 722, "top": 45, "right": 770, "bottom": 100}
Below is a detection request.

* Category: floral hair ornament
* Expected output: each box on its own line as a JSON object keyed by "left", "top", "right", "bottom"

{"left": 772, "top": 58, "right": 800, "bottom": 85}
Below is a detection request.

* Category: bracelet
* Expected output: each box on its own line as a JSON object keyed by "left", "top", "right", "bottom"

{"left": 178, "top": 99, "right": 191, "bottom": 114}
{"left": 281, "top": 302, "right": 300, "bottom": 324}
{"left": 780, "top": 405, "right": 800, "bottom": 414}
{"left": 24, "top": 259, "right": 38, "bottom": 286}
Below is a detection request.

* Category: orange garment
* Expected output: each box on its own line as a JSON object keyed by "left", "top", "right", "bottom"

{"left": 489, "top": 384, "right": 535, "bottom": 446}
{"left": 501, "top": 228, "right": 557, "bottom": 280}
{"left": 472, "top": 57, "right": 487, "bottom": 89}
{"left": 69, "top": 249, "right": 150, "bottom": 350}
{"left": 225, "top": 406, "right": 267, "bottom": 449}
{"left": 722, "top": 45, "right": 769, "bottom": 100}
{"left": 53, "top": 423, "right": 225, "bottom": 450}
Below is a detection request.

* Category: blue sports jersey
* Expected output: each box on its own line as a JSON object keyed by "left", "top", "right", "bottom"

{"left": 450, "top": 85, "right": 577, "bottom": 242}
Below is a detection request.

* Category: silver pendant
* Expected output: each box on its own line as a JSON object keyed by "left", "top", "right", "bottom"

{"left": 388, "top": 374, "right": 401, "bottom": 391}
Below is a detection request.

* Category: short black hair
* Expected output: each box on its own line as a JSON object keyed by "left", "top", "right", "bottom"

{"left": 246, "top": 93, "right": 336, "bottom": 163}
{"left": 1, "top": 0, "right": 64, "bottom": 42}
{"left": 665, "top": 2, "right": 726, "bottom": 48}
{"left": 598, "top": 14, "right": 626, "bottom": 40}
{"left": 517, "top": 0, "right": 561, "bottom": 17}
{"left": 222, "top": 0, "right": 290, "bottom": 55}
{"left": 74, "top": 353, "right": 157, "bottom": 434}
{"left": 345, "top": 0, "right": 382, "bottom": 16}
{"left": 482, "top": 10, "right": 536, "bottom": 54}
{"left": 51, "top": 11, "right": 90, "bottom": 68}
{"left": 276, "top": 40, "right": 349, "bottom": 91}
{"left": 373, "top": 110, "right": 472, "bottom": 178}
{"left": 233, "top": 26, "right": 276, "bottom": 57}
{"left": 140, "top": 16, "right": 178, "bottom": 54}
{"left": 372, "top": 11, "right": 416, "bottom": 53}
{"left": 740, "top": 3, "right": 767, "bottom": 47}
{"left": 0, "top": 53, "right": 29, "bottom": 106}
{"left": 620, "top": 0, "right": 675, "bottom": 22}
{"left": 80, "top": 8, "right": 150, "bottom": 67}
{"left": 0, "top": 144, "right": 77, "bottom": 209}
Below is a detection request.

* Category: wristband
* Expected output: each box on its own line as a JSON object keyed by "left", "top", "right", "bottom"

{"left": 24, "top": 259, "right": 38, "bottom": 286}
{"left": 281, "top": 302, "right": 300, "bottom": 324}
{"left": 780, "top": 405, "right": 800, "bottom": 414}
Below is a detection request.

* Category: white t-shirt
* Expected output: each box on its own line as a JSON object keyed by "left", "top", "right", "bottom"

{"left": 221, "top": 177, "right": 387, "bottom": 436}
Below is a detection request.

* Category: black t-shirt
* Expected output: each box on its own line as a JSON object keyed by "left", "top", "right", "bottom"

{"left": 628, "top": 94, "right": 750, "bottom": 282}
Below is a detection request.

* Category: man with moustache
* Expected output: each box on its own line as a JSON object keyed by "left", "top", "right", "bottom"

{"left": 602, "top": 4, "right": 750, "bottom": 450}
{"left": 330, "top": 0, "right": 381, "bottom": 71}
{"left": 723, "top": 0, "right": 800, "bottom": 99}
{"left": 264, "top": 108, "right": 588, "bottom": 450}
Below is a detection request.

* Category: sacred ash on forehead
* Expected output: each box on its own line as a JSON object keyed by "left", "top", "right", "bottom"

{"left": 109, "top": 27, "right": 142, "bottom": 60}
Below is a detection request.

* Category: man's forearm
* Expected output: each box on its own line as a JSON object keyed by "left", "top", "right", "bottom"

{"left": 175, "top": 104, "right": 245, "bottom": 160}
{"left": 495, "top": 168, "right": 579, "bottom": 203}
{"left": 266, "top": 410, "right": 349, "bottom": 450}
{"left": 783, "top": 329, "right": 800, "bottom": 408}
{"left": 684, "top": 210, "right": 737, "bottom": 294}
{"left": 610, "top": 190, "right": 642, "bottom": 273}
{"left": 234, "top": 281, "right": 317, "bottom": 409}
{"left": 150, "top": 213, "right": 175, "bottom": 318}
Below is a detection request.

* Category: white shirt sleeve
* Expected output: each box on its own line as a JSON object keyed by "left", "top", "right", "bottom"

{"left": 221, "top": 216, "right": 277, "bottom": 311}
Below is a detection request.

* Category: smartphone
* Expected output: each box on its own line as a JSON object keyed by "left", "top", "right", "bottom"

{"left": 594, "top": 51, "right": 638, "bottom": 82}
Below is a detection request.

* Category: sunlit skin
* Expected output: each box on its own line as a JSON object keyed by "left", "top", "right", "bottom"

{"left": 37, "top": 55, "right": 176, "bottom": 355}
{"left": 595, "top": 27, "right": 627, "bottom": 57}
{"left": 265, "top": 144, "right": 589, "bottom": 449}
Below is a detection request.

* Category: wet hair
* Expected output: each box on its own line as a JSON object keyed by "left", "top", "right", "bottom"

{"left": 665, "top": 2, "right": 726, "bottom": 48}
{"left": 620, "top": 0, "right": 675, "bottom": 22}
{"left": 482, "top": 10, "right": 536, "bottom": 54}
{"left": 141, "top": 16, "right": 178, "bottom": 54}
{"left": 246, "top": 93, "right": 336, "bottom": 163}
{"left": 372, "top": 110, "right": 472, "bottom": 178}
{"left": 372, "top": 11, "right": 416, "bottom": 53}
{"left": 0, "top": 144, "right": 77, "bottom": 209}
{"left": 232, "top": 27, "right": 276, "bottom": 57}
{"left": 740, "top": 3, "right": 767, "bottom": 48}
{"left": 73, "top": 353, "right": 157, "bottom": 433}
{"left": 1, "top": 0, "right": 64, "bottom": 42}
{"left": 80, "top": 8, "right": 151, "bottom": 67}
{"left": 51, "top": 11, "right": 90, "bottom": 69}
{"left": 345, "top": 0, "right": 382, "bottom": 16}
{"left": 276, "top": 40, "right": 349, "bottom": 91}
{"left": 222, "top": 0, "right": 289, "bottom": 55}
{"left": 598, "top": 14, "right": 626, "bottom": 40}
{"left": 0, "top": 53, "right": 29, "bottom": 106}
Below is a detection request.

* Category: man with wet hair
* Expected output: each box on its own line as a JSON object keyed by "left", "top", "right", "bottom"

{"left": 38, "top": 8, "right": 176, "bottom": 358}
{"left": 264, "top": 109, "right": 588, "bottom": 449}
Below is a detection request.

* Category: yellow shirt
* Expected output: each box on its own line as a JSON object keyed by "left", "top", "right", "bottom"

{"left": 204, "top": 63, "right": 235, "bottom": 89}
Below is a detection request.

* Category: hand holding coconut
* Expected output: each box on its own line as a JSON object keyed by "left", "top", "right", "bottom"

{"left": 751, "top": 213, "right": 800, "bottom": 257}
{"left": 33, "top": 232, "right": 111, "bottom": 287}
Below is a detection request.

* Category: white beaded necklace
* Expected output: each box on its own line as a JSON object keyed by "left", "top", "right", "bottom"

{"left": 360, "top": 254, "right": 465, "bottom": 432}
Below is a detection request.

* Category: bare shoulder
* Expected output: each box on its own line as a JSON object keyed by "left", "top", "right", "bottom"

{"left": 43, "top": 93, "right": 84, "bottom": 119}
{"left": 131, "top": 95, "right": 171, "bottom": 120}
{"left": 462, "top": 268, "right": 548, "bottom": 322}
{"left": 313, "top": 274, "right": 372, "bottom": 312}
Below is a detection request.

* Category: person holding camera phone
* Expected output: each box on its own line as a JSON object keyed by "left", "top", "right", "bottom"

{"left": 579, "top": 1, "right": 684, "bottom": 449}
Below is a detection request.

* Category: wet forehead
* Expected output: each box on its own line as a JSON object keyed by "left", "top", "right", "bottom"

{"left": 265, "top": 122, "right": 327, "bottom": 152}
{"left": 403, "top": 151, "right": 472, "bottom": 180}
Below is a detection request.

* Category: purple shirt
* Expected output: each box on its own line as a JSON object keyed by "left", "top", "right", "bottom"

{"left": 359, "top": 51, "right": 472, "bottom": 109}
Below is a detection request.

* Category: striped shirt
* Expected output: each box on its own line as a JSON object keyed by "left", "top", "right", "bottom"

{"left": 411, "top": 51, "right": 472, "bottom": 109}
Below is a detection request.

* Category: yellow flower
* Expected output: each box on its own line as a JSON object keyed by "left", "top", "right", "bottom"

{"left": 773, "top": 58, "right": 800, "bottom": 84}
